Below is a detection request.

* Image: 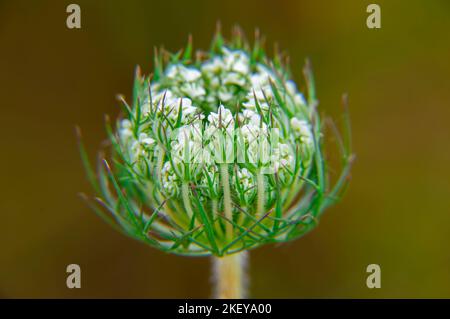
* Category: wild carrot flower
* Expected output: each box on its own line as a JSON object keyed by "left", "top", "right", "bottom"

{"left": 78, "top": 27, "right": 353, "bottom": 298}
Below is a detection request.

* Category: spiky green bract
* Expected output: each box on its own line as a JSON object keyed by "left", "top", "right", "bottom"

{"left": 79, "top": 28, "right": 353, "bottom": 257}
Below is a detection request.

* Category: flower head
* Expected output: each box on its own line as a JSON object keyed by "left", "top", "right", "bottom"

{"left": 79, "top": 28, "right": 353, "bottom": 256}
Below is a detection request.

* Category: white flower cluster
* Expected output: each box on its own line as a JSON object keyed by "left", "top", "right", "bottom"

{"left": 119, "top": 119, "right": 156, "bottom": 162}
{"left": 202, "top": 48, "right": 250, "bottom": 104}
{"left": 118, "top": 47, "right": 315, "bottom": 198}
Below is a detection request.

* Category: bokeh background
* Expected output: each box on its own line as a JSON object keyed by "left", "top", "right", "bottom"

{"left": 1, "top": 0, "right": 450, "bottom": 298}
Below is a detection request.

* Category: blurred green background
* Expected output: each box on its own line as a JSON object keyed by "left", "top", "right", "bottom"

{"left": 1, "top": 0, "right": 450, "bottom": 298}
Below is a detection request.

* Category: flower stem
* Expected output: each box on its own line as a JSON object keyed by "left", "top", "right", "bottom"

{"left": 212, "top": 251, "right": 248, "bottom": 299}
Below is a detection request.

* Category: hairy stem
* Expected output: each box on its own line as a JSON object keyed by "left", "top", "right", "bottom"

{"left": 155, "top": 149, "right": 165, "bottom": 186}
{"left": 220, "top": 164, "right": 233, "bottom": 240}
{"left": 181, "top": 182, "right": 194, "bottom": 219}
{"left": 212, "top": 251, "right": 248, "bottom": 299}
{"left": 256, "top": 170, "right": 265, "bottom": 218}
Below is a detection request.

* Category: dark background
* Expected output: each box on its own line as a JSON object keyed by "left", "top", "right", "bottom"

{"left": 1, "top": 0, "right": 449, "bottom": 298}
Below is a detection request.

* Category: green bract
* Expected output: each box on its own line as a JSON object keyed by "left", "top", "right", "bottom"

{"left": 79, "top": 29, "right": 353, "bottom": 256}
